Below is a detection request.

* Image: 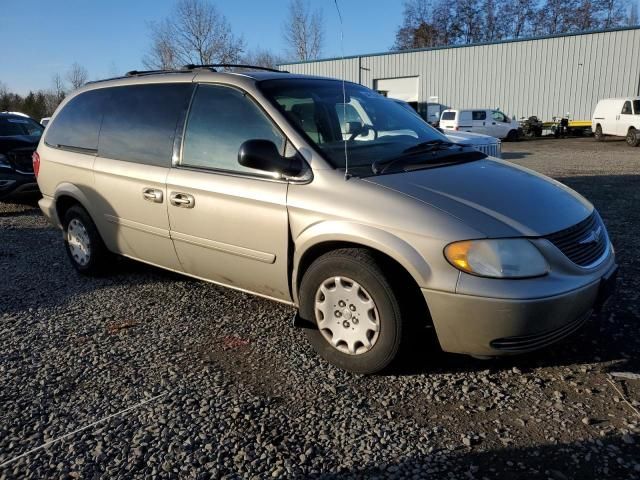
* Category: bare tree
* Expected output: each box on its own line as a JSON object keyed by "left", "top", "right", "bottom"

{"left": 143, "top": 0, "right": 245, "bottom": 69}
{"left": 597, "top": 0, "right": 626, "bottom": 27}
{"left": 394, "top": 0, "right": 443, "bottom": 49}
{"left": 66, "top": 63, "right": 88, "bottom": 90}
{"left": 283, "top": 0, "right": 324, "bottom": 61}
{"left": 454, "top": 0, "right": 483, "bottom": 43}
{"left": 630, "top": 0, "right": 639, "bottom": 24}
{"left": 241, "top": 49, "right": 285, "bottom": 69}
{"left": 52, "top": 73, "right": 66, "bottom": 98}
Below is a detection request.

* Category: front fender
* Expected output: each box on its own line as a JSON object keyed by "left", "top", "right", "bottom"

{"left": 292, "top": 220, "right": 432, "bottom": 304}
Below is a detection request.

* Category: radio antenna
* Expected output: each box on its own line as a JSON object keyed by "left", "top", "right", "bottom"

{"left": 333, "top": 0, "right": 350, "bottom": 180}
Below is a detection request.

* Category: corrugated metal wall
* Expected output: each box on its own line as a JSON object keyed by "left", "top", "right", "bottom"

{"left": 281, "top": 28, "right": 640, "bottom": 121}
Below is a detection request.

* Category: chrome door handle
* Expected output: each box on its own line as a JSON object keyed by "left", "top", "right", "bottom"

{"left": 142, "top": 188, "right": 163, "bottom": 203}
{"left": 170, "top": 192, "right": 195, "bottom": 208}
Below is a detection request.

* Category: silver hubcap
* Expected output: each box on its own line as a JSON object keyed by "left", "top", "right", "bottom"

{"left": 67, "top": 218, "right": 91, "bottom": 266}
{"left": 314, "top": 276, "right": 380, "bottom": 355}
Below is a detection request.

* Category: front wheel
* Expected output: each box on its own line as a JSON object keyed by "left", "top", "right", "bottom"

{"left": 594, "top": 124, "right": 604, "bottom": 141}
{"left": 299, "top": 248, "right": 403, "bottom": 374}
{"left": 63, "top": 205, "right": 110, "bottom": 275}
{"left": 626, "top": 128, "right": 640, "bottom": 147}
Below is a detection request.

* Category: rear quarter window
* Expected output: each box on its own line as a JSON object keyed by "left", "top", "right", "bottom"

{"left": 98, "top": 83, "right": 194, "bottom": 167}
{"left": 45, "top": 89, "right": 108, "bottom": 151}
{"left": 441, "top": 111, "right": 456, "bottom": 121}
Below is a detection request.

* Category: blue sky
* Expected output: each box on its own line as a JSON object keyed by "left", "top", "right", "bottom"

{"left": 1, "top": 0, "right": 403, "bottom": 94}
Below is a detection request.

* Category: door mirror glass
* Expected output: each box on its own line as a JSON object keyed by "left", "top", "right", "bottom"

{"left": 238, "top": 139, "right": 302, "bottom": 177}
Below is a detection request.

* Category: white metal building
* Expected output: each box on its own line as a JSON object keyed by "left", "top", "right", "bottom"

{"left": 280, "top": 27, "right": 640, "bottom": 123}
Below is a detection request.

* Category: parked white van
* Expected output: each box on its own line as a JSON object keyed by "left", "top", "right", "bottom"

{"left": 439, "top": 109, "right": 520, "bottom": 140}
{"left": 592, "top": 97, "right": 640, "bottom": 146}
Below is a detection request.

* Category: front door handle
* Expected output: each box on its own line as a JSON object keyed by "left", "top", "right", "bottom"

{"left": 142, "top": 187, "right": 163, "bottom": 203}
{"left": 170, "top": 192, "right": 195, "bottom": 208}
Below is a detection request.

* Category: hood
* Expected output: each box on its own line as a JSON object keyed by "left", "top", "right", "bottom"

{"left": 364, "top": 158, "right": 592, "bottom": 237}
{"left": 444, "top": 130, "right": 498, "bottom": 145}
{"left": 0, "top": 135, "right": 41, "bottom": 153}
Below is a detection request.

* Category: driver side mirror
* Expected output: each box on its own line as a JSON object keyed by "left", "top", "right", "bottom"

{"left": 238, "top": 139, "right": 302, "bottom": 177}
{"left": 345, "top": 121, "right": 362, "bottom": 134}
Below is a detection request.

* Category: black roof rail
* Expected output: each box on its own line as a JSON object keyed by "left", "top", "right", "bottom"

{"left": 182, "top": 64, "right": 288, "bottom": 73}
{"left": 125, "top": 68, "right": 192, "bottom": 77}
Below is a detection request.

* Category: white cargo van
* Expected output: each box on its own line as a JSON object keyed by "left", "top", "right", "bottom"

{"left": 440, "top": 108, "right": 520, "bottom": 140}
{"left": 592, "top": 97, "right": 640, "bottom": 146}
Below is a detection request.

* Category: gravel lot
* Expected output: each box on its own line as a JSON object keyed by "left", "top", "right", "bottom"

{"left": 1, "top": 137, "right": 639, "bottom": 479}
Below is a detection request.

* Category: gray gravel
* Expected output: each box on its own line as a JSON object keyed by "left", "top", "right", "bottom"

{"left": 1, "top": 137, "right": 639, "bottom": 479}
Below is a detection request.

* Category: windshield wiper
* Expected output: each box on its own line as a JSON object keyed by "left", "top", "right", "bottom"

{"left": 371, "top": 140, "right": 459, "bottom": 174}
{"left": 402, "top": 139, "right": 455, "bottom": 154}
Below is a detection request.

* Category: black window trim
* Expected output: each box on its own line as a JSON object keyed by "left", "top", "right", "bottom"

{"left": 47, "top": 144, "right": 99, "bottom": 155}
{"left": 44, "top": 88, "right": 108, "bottom": 153}
{"left": 97, "top": 82, "right": 194, "bottom": 168}
{"left": 175, "top": 82, "right": 311, "bottom": 183}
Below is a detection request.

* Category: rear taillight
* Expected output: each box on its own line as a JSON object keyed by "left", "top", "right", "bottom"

{"left": 32, "top": 151, "right": 40, "bottom": 177}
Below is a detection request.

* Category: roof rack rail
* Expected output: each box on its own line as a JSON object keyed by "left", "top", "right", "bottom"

{"left": 182, "top": 64, "right": 287, "bottom": 73}
{"left": 125, "top": 68, "right": 192, "bottom": 77}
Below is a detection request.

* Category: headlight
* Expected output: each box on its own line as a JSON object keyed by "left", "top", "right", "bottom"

{"left": 0, "top": 154, "right": 10, "bottom": 169}
{"left": 444, "top": 239, "right": 548, "bottom": 278}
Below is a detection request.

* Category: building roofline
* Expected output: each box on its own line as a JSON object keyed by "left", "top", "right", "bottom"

{"left": 279, "top": 25, "right": 640, "bottom": 66}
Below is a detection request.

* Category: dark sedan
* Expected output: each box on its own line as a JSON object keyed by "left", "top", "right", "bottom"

{"left": 0, "top": 113, "right": 43, "bottom": 199}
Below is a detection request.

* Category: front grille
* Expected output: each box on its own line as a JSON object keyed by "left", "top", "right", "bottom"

{"left": 490, "top": 310, "right": 591, "bottom": 352}
{"left": 544, "top": 212, "right": 608, "bottom": 267}
{"left": 473, "top": 142, "right": 501, "bottom": 158}
{"left": 8, "top": 149, "right": 35, "bottom": 173}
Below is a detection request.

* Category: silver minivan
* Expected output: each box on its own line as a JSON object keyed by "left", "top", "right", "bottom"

{"left": 35, "top": 66, "right": 617, "bottom": 373}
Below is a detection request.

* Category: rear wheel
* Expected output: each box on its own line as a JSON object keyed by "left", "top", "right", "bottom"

{"left": 626, "top": 128, "right": 640, "bottom": 147}
{"left": 506, "top": 129, "right": 519, "bottom": 141}
{"left": 594, "top": 124, "right": 604, "bottom": 141}
{"left": 299, "top": 248, "right": 403, "bottom": 374}
{"left": 63, "top": 205, "right": 109, "bottom": 275}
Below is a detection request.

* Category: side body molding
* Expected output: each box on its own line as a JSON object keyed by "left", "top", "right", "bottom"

{"left": 291, "top": 220, "right": 432, "bottom": 304}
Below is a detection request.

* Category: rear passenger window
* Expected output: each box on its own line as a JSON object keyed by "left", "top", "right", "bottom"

{"left": 441, "top": 111, "right": 456, "bottom": 120}
{"left": 622, "top": 101, "right": 632, "bottom": 114}
{"left": 98, "top": 84, "right": 193, "bottom": 167}
{"left": 472, "top": 111, "right": 486, "bottom": 120}
{"left": 181, "top": 84, "right": 285, "bottom": 174}
{"left": 45, "top": 89, "right": 108, "bottom": 151}
{"left": 634, "top": 100, "right": 640, "bottom": 115}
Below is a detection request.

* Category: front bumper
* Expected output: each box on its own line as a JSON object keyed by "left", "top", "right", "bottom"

{"left": 422, "top": 264, "right": 617, "bottom": 356}
{"left": 0, "top": 170, "right": 39, "bottom": 198}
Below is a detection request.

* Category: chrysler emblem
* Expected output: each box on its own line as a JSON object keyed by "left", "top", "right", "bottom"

{"left": 578, "top": 225, "right": 603, "bottom": 245}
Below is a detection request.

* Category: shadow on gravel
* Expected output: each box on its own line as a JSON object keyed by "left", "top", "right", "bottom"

{"left": 0, "top": 194, "right": 41, "bottom": 208}
{"left": 501, "top": 151, "right": 532, "bottom": 160}
{"left": 307, "top": 434, "right": 639, "bottom": 479}
{"left": 0, "top": 188, "right": 189, "bottom": 316}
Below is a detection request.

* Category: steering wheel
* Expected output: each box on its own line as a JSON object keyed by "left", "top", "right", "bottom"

{"left": 348, "top": 124, "right": 378, "bottom": 142}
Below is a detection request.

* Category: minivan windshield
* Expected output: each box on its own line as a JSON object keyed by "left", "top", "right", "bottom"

{"left": 259, "top": 79, "right": 482, "bottom": 176}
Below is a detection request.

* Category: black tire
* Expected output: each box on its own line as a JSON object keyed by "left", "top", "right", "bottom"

{"left": 62, "top": 205, "right": 110, "bottom": 275}
{"left": 506, "top": 129, "right": 519, "bottom": 141}
{"left": 626, "top": 128, "right": 640, "bottom": 147}
{"left": 299, "top": 248, "right": 403, "bottom": 374}
{"left": 594, "top": 124, "right": 604, "bottom": 141}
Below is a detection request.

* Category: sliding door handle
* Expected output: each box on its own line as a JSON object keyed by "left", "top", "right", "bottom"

{"left": 170, "top": 192, "right": 195, "bottom": 208}
{"left": 142, "top": 187, "right": 163, "bottom": 203}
